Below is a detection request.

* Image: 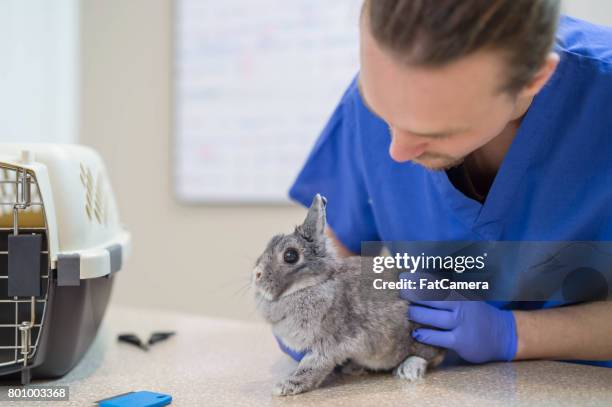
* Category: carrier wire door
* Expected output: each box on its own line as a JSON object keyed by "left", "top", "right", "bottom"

{"left": 0, "top": 165, "right": 50, "bottom": 384}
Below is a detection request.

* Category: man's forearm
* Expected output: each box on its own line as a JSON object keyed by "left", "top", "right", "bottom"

{"left": 514, "top": 301, "right": 612, "bottom": 361}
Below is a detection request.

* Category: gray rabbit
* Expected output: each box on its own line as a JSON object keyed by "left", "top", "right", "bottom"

{"left": 253, "top": 194, "right": 444, "bottom": 396}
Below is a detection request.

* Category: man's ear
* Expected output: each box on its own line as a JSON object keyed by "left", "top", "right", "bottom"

{"left": 519, "top": 52, "right": 560, "bottom": 98}
{"left": 301, "top": 194, "right": 327, "bottom": 240}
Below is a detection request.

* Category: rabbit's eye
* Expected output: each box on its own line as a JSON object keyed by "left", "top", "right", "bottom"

{"left": 283, "top": 248, "right": 299, "bottom": 264}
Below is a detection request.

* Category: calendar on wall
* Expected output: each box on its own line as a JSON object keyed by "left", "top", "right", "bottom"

{"left": 174, "top": 0, "right": 361, "bottom": 203}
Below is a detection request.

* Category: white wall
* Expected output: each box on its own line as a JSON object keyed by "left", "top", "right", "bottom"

{"left": 80, "top": 0, "right": 304, "bottom": 320}
{"left": 564, "top": 0, "right": 612, "bottom": 26}
{"left": 0, "top": 0, "right": 79, "bottom": 143}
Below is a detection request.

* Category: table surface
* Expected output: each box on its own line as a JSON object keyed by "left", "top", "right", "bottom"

{"left": 3, "top": 305, "right": 612, "bottom": 406}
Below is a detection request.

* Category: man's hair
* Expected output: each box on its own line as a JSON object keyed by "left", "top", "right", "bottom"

{"left": 365, "top": 0, "right": 561, "bottom": 93}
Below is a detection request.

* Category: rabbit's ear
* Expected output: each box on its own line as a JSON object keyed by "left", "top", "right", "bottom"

{"left": 301, "top": 194, "right": 327, "bottom": 240}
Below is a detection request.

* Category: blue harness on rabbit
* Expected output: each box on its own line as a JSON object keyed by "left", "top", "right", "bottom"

{"left": 289, "top": 16, "right": 612, "bottom": 368}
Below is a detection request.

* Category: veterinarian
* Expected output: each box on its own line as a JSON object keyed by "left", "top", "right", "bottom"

{"left": 285, "top": 0, "right": 612, "bottom": 367}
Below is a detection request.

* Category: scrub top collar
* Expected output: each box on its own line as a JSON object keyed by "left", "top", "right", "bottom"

{"left": 430, "top": 54, "right": 567, "bottom": 240}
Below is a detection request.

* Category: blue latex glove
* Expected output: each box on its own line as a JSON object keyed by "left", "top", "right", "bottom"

{"left": 274, "top": 335, "right": 307, "bottom": 362}
{"left": 404, "top": 298, "right": 518, "bottom": 363}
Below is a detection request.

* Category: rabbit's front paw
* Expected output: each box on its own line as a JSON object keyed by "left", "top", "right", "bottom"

{"left": 394, "top": 356, "right": 427, "bottom": 382}
{"left": 272, "top": 378, "right": 310, "bottom": 396}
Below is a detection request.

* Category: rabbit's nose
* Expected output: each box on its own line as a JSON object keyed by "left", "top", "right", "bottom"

{"left": 254, "top": 265, "right": 263, "bottom": 280}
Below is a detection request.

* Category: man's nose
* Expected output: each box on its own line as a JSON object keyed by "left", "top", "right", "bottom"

{"left": 388, "top": 128, "right": 428, "bottom": 162}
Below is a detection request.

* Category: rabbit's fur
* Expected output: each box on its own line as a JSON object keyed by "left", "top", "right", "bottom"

{"left": 253, "top": 194, "right": 444, "bottom": 396}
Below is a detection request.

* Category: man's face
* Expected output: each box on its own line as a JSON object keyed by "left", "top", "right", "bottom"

{"left": 359, "top": 19, "right": 520, "bottom": 170}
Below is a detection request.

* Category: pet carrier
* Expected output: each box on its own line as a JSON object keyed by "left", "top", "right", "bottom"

{"left": 0, "top": 143, "right": 130, "bottom": 384}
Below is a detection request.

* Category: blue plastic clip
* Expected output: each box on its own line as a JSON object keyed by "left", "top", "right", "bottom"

{"left": 97, "top": 390, "right": 172, "bottom": 407}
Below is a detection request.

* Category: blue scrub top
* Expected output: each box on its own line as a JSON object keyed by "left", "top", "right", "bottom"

{"left": 289, "top": 16, "right": 612, "bottom": 367}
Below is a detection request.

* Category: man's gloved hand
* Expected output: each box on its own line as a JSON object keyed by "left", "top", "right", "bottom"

{"left": 403, "top": 298, "right": 518, "bottom": 363}
{"left": 275, "top": 335, "right": 307, "bottom": 362}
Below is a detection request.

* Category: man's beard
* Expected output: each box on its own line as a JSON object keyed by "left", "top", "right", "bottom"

{"left": 411, "top": 152, "right": 465, "bottom": 171}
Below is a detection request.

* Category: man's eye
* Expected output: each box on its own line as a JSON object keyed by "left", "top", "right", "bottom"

{"left": 283, "top": 248, "right": 299, "bottom": 264}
